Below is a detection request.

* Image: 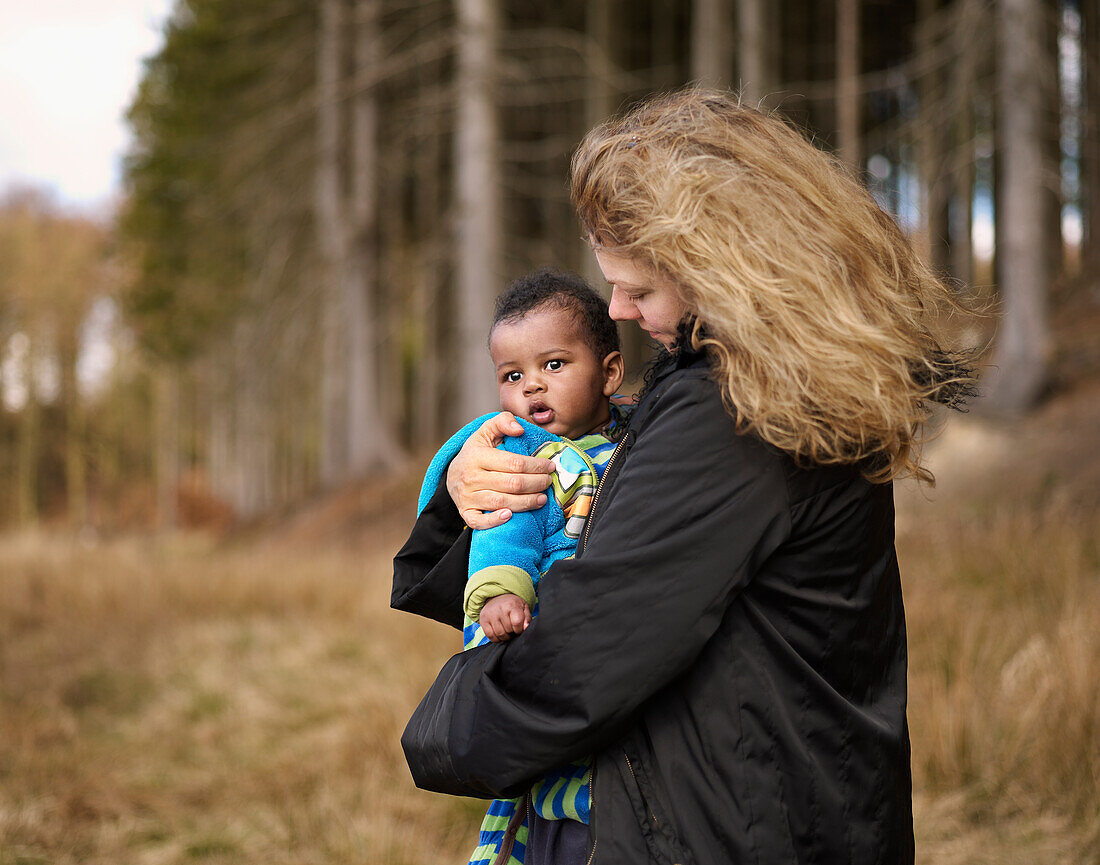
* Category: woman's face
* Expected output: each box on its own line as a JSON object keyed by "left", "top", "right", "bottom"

{"left": 594, "top": 248, "right": 689, "bottom": 349}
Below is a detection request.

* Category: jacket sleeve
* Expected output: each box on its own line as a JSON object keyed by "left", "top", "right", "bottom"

{"left": 391, "top": 472, "right": 470, "bottom": 630}
{"left": 401, "top": 374, "right": 792, "bottom": 798}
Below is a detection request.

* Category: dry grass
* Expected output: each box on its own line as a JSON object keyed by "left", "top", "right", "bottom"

{"left": 2, "top": 386, "right": 1099, "bottom": 864}
{"left": 897, "top": 383, "right": 1100, "bottom": 864}
{"left": 901, "top": 503, "right": 1100, "bottom": 863}
{"left": 0, "top": 531, "right": 481, "bottom": 864}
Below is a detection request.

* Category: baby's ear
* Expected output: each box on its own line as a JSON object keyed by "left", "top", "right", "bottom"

{"left": 602, "top": 351, "right": 625, "bottom": 396}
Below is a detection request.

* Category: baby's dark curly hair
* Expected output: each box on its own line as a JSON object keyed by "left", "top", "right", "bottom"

{"left": 490, "top": 267, "right": 620, "bottom": 360}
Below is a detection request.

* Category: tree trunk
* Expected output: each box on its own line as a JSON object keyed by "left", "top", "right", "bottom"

{"left": 692, "top": 0, "right": 733, "bottom": 89}
{"left": 950, "top": 0, "right": 983, "bottom": 288}
{"left": 1085, "top": 0, "right": 1100, "bottom": 272}
{"left": 412, "top": 103, "right": 445, "bottom": 447}
{"left": 836, "top": 0, "right": 861, "bottom": 167}
{"left": 651, "top": 0, "right": 679, "bottom": 88}
{"left": 583, "top": 0, "right": 615, "bottom": 297}
{"left": 317, "top": 0, "right": 349, "bottom": 485}
{"left": 15, "top": 337, "right": 39, "bottom": 528}
{"left": 208, "top": 351, "right": 233, "bottom": 509}
{"left": 154, "top": 365, "right": 179, "bottom": 530}
{"left": 738, "top": 0, "right": 767, "bottom": 105}
{"left": 916, "top": 0, "right": 952, "bottom": 274}
{"left": 454, "top": 0, "right": 503, "bottom": 423}
{"left": 232, "top": 322, "right": 274, "bottom": 518}
{"left": 1040, "top": 0, "right": 1064, "bottom": 282}
{"left": 986, "top": 0, "right": 1050, "bottom": 411}
{"left": 346, "top": 0, "right": 401, "bottom": 474}
{"left": 59, "top": 335, "right": 87, "bottom": 527}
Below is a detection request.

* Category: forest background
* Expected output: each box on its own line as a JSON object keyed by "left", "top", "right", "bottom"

{"left": 2, "top": 0, "right": 1099, "bottom": 863}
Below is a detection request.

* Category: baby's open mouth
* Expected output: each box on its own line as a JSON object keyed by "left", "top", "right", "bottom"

{"left": 528, "top": 400, "right": 554, "bottom": 425}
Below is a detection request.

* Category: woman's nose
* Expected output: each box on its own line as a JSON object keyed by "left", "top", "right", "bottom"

{"left": 608, "top": 287, "right": 639, "bottom": 321}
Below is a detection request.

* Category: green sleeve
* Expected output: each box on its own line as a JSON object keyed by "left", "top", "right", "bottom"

{"left": 463, "top": 565, "right": 538, "bottom": 621}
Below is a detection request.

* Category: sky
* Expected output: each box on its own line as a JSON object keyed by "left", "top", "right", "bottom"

{"left": 0, "top": 0, "right": 172, "bottom": 212}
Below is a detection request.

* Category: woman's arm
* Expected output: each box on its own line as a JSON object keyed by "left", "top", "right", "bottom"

{"left": 392, "top": 471, "right": 472, "bottom": 628}
{"left": 401, "top": 374, "right": 792, "bottom": 798}
{"left": 391, "top": 412, "right": 554, "bottom": 627}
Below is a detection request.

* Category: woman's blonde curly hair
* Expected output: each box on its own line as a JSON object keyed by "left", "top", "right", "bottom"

{"left": 571, "top": 87, "right": 977, "bottom": 484}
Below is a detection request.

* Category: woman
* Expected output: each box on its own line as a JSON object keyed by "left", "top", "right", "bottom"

{"left": 393, "top": 88, "right": 975, "bottom": 864}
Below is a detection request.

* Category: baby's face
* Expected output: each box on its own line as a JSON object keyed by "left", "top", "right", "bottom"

{"left": 489, "top": 306, "right": 614, "bottom": 440}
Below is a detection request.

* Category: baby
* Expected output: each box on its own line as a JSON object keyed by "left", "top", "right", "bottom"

{"left": 472, "top": 268, "right": 625, "bottom": 643}
{"left": 412, "top": 267, "right": 625, "bottom": 865}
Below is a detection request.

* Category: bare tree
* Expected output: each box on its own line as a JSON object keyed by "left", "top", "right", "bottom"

{"left": 949, "top": 0, "right": 986, "bottom": 288}
{"left": 15, "top": 336, "right": 40, "bottom": 527}
{"left": 915, "top": 0, "right": 951, "bottom": 275}
{"left": 692, "top": 0, "right": 733, "bottom": 89}
{"left": 454, "top": 0, "right": 503, "bottom": 422}
{"left": 346, "top": 0, "right": 401, "bottom": 473}
{"left": 1082, "top": 0, "right": 1100, "bottom": 271}
{"left": 154, "top": 365, "right": 179, "bottom": 529}
{"left": 836, "top": 0, "right": 861, "bottom": 167}
{"left": 1041, "top": 0, "right": 1063, "bottom": 282}
{"left": 317, "top": 0, "right": 350, "bottom": 484}
{"left": 986, "top": 0, "right": 1051, "bottom": 411}
{"left": 738, "top": 0, "right": 768, "bottom": 104}
{"left": 315, "top": 0, "right": 402, "bottom": 484}
{"left": 582, "top": 0, "right": 616, "bottom": 294}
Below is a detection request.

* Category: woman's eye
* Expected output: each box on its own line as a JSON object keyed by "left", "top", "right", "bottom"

{"left": 546, "top": 359, "right": 564, "bottom": 371}
{"left": 505, "top": 371, "right": 522, "bottom": 383}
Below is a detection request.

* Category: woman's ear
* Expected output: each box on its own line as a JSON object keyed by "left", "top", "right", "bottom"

{"left": 602, "top": 351, "right": 625, "bottom": 397}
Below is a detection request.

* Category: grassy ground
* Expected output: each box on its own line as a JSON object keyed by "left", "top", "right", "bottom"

{"left": 2, "top": 383, "right": 1098, "bottom": 864}
{"left": 0, "top": 532, "right": 479, "bottom": 864}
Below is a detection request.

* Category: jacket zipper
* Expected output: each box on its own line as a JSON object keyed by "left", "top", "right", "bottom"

{"left": 625, "top": 753, "right": 688, "bottom": 865}
{"left": 579, "top": 435, "right": 625, "bottom": 865}
{"left": 584, "top": 770, "right": 597, "bottom": 865}
{"left": 623, "top": 753, "right": 660, "bottom": 829}
{"left": 577, "top": 434, "right": 628, "bottom": 557}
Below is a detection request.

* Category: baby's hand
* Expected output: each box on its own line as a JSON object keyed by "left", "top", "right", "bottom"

{"left": 479, "top": 594, "right": 532, "bottom": 643}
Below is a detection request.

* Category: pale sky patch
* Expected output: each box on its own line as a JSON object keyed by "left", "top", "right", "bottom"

{"left": 0, "top": 0, "right": 172, "bottom": 210}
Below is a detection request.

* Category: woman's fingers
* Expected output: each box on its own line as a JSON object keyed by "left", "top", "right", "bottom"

{"left": 471, "top": 411, "right": 524, "bottom": 446}
{"left": 462, "top": 507, "right": 512, "bottom": 531}
{"left": 465, "top": 477, "right": 550, "bottom": 509}
{"left": 459, "top": 487, "right": 547, "bottom": 529}
{"left": 467, "top": 444, "right": 555, "bottom": 480}
{"left": 447, "top": 412, "right": 553, "bottom": 526}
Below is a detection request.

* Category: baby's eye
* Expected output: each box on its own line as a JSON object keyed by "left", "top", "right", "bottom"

{"left": 545, "top": 359, "right": 564, "bottom": 371}
{"left": 504, "top": 371, "right": 522, "bottom": 383}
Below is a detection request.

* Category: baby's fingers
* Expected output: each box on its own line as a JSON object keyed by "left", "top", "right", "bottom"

{"left": 482, "top": 614, "right": 512, "bottom": 643}
{"left": 508, "top": 604, "right": 530, "bottom": 634}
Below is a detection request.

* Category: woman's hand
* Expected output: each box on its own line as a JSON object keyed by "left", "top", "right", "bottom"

{"left": 446, "top": 412, "right": 553, "bottom": 529}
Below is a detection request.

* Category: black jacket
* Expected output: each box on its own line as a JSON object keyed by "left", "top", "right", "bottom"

{"left": 393, "top": 354, "right": 914, "bottom": 865}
